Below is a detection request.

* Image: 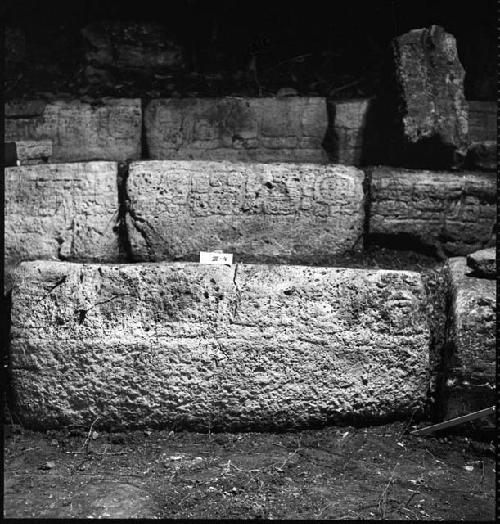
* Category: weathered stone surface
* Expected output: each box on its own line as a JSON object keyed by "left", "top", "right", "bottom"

{"left": 144, "top": 98, "right": 329, "bottom": 162}
{"left": 4, "top": 140, "right": 52, "bottom": 166}
{"left": 443, "top": 257, "right": 496, "bottom": 421}
{"left": 5, "top": 163, "right": 120, "bottom": 264}
{"left": 467, "top": 101, "right": 497, "bottom": 143}
{"left": 466, "top": 248, "right": 496, "bottom": 278}
{"left": 5, "top": 99, "right": 141, "bottom": 162}
{"left": 369, "top": 167, "right": 496, "bottom": 256}
{"left": 10, "top": 260, "right": 429, "bottom": 430}
{"left": 329, "top": 98, "right": 371, "bottom": 166}
{"left": 392, "top": 25, "right": 469, "bottom": 167}
{"left": 466, "top": 141, "right": 496, "bottom": 171}
{"left": 126, "top": 161, "right": 364, "bottom": 263}
{"left": 82, "top": 22, "right": 185, "bottom": 84}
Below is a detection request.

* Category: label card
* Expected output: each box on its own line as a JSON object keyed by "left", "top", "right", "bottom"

{"left": 199, "top": 251, "right": 233, "bottom": 265}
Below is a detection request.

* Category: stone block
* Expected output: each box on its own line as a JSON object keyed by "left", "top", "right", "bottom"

{"left": 126, "top": 161, "right": 364, "bottom": 263}
{"left": 369, "top": 167, "right": 496, "bottom": 256}
{"left": 466, "top": 141, "right": 496, "bottom": 171}
{"left": 5, "top": 162, "right": 120, "bottom": 264}
{"left": 443, "top": 257, "right": 496, "bottom": 420}
{"left": 467, "top": 101, "right": 497, "bottom": 143}
{"left": 392, "top": 25, "right": 469, "bottom": 167}
{"left": 144, "top": 97, "right": 328, "bottom": 162}
{"left": 5, "top": 99, "right": 142, "bottom": 162}
{"left": 4, "top": 140, "right": 52, "bottom": 166}
{"left": 9, "top": 260, "right": 429, "bottom": 430}
{"left": 466, "top": 248, "right": 496, "bottom": 279}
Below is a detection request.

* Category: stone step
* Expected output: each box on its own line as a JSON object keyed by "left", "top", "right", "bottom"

{"left": 126, "top": 161, "right": 364, "bottom": 263}
{"left": 9, "top": 260, "right": 430, "bottom": 430}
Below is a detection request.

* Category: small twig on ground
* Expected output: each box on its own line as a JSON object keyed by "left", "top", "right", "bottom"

{"left": 82, "top": 417, "right": 100, "bottom": 454}
{"left": 378, "top": 461, "right": 400, "bottom": 519}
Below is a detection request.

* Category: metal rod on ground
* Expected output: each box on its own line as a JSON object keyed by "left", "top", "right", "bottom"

{"left": 410, "top": 406, "right": 495, "bottom": 436}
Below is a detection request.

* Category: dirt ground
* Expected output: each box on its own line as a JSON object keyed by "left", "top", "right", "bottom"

{"left": 3, "top": 421, "right": 495, "bottom": 520}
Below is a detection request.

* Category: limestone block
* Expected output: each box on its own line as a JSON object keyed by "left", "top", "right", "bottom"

{"left": 443, "top": 257, "right": 496, "bottom": 419}
{"left": 466, "top": 248, "right": 496, "bottom": 279}
{"left": 5, "top": 99, "right": 142, "bottom": 162}
{"left": 393, "top": 26, "right": 469, "bottom": 167}
{"left": 4, "top": 140, "right": 52, "bottom": 166}
{"left": 5, "top": 162, "right": 120, "bottom": 264}
{"left": 144, "top": 97, "right": 328, "bottom": 162}
{"left": 369, "top": 167, "right": 496, "bottom": 256}
{"left": 126, "top": 161, "right": 364, "bottom": 263}
{"left": 9, "top": 260, "right": 430, "bottom": 430}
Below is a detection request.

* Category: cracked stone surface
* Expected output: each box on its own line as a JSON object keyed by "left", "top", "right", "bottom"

{"left": 442, "top": 257, "right": 496, "bottom": 424}
{"left": 144, "top": 98, "right": 329, "bottom": 162}
{"left": 369, "top": 167, "right": 496, "bottom": 256}
{"left": 126, "top": 161, "right": 364, "bottom": 263}
{"left": 10, "top": 260, "right": 429, "bottom": 430}
{"left": 5, "top": 98, "right": 142, "bottom": 162}
{"left": 5, "top": 162, "right": 120, "bottom": 265}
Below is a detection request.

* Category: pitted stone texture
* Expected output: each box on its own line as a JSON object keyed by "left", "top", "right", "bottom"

{"left": 393, "top": 26, "right": 469, "bottom": 166}
{"left": 10, "top": 261, "right": 429, "bottom": 430}
{"left": 145, "top": 98, "right": 328, "bottom": 162}
{"left": 5, "top": 99, "right": 141, "bottom": 162}
{"left": 443, "top": 257, "right": 496, "bottom": 420}
{"left": 329, "top": 98, "right": 371, "bottom": 166}
{"left": 126, "top": 161, "right": 364, "bottom": 263}
{"left": 466, "top": 248, "right": 496, "bottom": 279}
{"left": 5, "top": 163, "right": 120, "bottom": 264}
{"left": 369, "top": 167, "right": 496, "bottom": 256}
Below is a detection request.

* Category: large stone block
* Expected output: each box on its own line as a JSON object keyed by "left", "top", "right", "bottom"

{"left": 392, "top": 25, "right": 469, "bottom": 168}
{"left": 443, "top": 257, "right": 496, "bottom": 422}
{"left": 126, "top": 161, "right": 364, "bottom": 263}
{"left": 5, "top": 162, "right": 120, "bottom": 264}
{"left": 144, "top": 97, "right": 328, "bottom": 162}
{"left": 369, "top": 167, "right": 496, "bottom": 256}
{"left": 9, "top": 260, "right": 430, "bottom": 430}
{"left": 5, "top": 99, "right": 142, "bottom": 162}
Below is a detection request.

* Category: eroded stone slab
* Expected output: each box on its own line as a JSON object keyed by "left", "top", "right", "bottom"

{"left": 5, "top": 162, "right": 120, "bottom": 264}
{"left": 443, "top": 257, "right": 496, "bottom": 421}
{"left": 10, "top": 261, "right": 430, "bottom": 430}
{"left": 5, "top": 99, "right": 141, "bottom": 162}
{"left": 144, "top": 97, "right": 328, "bottom": 162}
{"left": 369, "top": 167, "right": 496, "bottom": 256}
{"left": 126, "top": 161, "right": 364, "bottom": 263}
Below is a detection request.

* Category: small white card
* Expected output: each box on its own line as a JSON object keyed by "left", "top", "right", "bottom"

{"left": 199, "top": 251, "right": 233, "bottom": 265}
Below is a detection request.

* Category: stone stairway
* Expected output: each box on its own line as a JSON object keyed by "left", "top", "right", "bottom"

{"left": 4, "top": 95, "right": 497, "bottom": 431}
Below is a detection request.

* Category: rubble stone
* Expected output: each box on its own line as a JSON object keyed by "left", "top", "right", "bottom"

{"left": 126, "top": 161, "right": 364, "bottom": 263}
{"left": 9, "top": 260, "right": 429, "bottom": 430}
{"left": 369, "top": 167, "right": 496, "bottom": 256}
{"left": 443, "top": 257, "right": 496, "bottom": 421}
{"left": 144, "top": 97, "right": 329, "bottom": 162}
{"left": 5, "top": 162, "right": 120, "bottom": 264}
{"left": 5, "top": 99, "right": 142, "bottom": 162}
{"left": 466, "top": 248, "right": 496, "bottom": 278}
{"left": 392, "top": 25, "right": 469, "bottom": 167}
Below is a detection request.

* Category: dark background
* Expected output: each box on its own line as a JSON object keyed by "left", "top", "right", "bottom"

{"left": 3, "top": 0, "right": 496, "bottom": 100}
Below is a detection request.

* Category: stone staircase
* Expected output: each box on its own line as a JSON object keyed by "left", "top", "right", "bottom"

{"left": 4, "top": 95, "right": 497, "bottom": 432}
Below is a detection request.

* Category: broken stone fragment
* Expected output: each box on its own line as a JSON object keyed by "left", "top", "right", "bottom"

{"left": 466, "top": 248, "right": 496, "bottom": 278}
{"left": 392, "top": 25, "right": 469, "bottom": 168}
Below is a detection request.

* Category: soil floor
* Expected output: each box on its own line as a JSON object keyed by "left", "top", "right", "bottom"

{"left": 4, "top": 421, "right": 495, "bottom": 520}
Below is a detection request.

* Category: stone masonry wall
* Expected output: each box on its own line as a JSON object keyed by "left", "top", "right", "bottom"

{"left": 5, "top": 99, "right": 142, "bottom": 162}
{"left": 126, "top": 161, "right": 364, "bottom": 263}
{"left": 144, "top": 97, "right": 329, "bottom": 163}
{"left": 9, "top": 260, "right": 429, "bottom": 430}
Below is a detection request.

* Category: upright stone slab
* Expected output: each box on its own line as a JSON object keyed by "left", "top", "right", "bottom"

{"left": 443, "top": 257, "right": 496, "bottom": 424}
{"left": 5, "top": 162, "right": 120, "bottom": 264}
{"left": 369, "top": 167, "right": 496, "bottom": 256}
{"left": 329, "top": 98, "right": 371, "bottom": 166}
{"left": 145, "top": 97, "right": 328, "bottom": 162}
{"left": 392, "top": 25, "right": 469, "bottom": 167}
{"left": 10, "top": 260, "right": 429, "bottom": 430}
{"left": 126, "top": 161, "right": 364, "bottom": 263}
{"left": 5, "top": 99, "right": 142, "bottom": 162}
